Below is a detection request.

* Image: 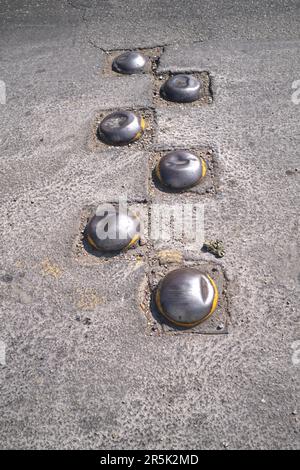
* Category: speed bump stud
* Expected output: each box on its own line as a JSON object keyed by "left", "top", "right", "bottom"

{"left": 112, "top": 51, "right": 148, "bottom": 74}
{"left": 98, "top": 111, "right": 145, "bottom": 146}
{"left": 161, "top": 74, "right": 201, "bottom": 103}
{"left": 156, "top": 150, "right": 206, "bottom": 190}
{"left": 155, "top": 268, "right": 218, "bottom": 327}
{"left": 86, "top": 209, "right": 140, "bottom": 253}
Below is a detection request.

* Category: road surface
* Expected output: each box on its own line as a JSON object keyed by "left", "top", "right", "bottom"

{"left": 0, "top": 0, "right": 299, "bottom": 450}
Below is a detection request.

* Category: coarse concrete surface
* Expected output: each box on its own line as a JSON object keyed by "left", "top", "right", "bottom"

{"left": 0, "top": 0, "right": 299, "bottom": 450}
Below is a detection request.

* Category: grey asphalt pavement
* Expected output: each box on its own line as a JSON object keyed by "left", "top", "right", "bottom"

{"left": 0, "top": 0, "right": 299, "bottom": 450}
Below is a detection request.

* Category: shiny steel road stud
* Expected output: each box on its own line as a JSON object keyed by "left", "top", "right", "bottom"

{"left": 86, "top": 208, "right": 140, "bottom": 252}
{"left": 156, "top": 150, "right": 206, "bottom": 190}
{"left": 161, "top": 74, "right": 201, "bottom": 103}
{"left": 112, "top": 51, "right": 148, "bottom": 74}
{"left": 98, "top": 111, "right": 145, "bottom": 146}
{"left": 156, "top": 268, "right": 218, "bottom": 327}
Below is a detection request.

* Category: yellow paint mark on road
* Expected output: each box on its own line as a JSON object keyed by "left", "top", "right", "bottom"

{"left": 76, "top": 289, "right": 103, "bottom": 311}
{"left": 157, "top": 250, "right": 183, "bottom": 265}
{"left": 41, "top": 258, "right": 62, "bottom": 279}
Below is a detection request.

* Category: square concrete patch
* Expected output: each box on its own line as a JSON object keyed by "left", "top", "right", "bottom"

{"left": 102, "top": 47, "right": 163, "bottom": 76}
{"left": 140, "top": 257, "right": 229, "bottom": 336}
{"left": 86, "top": 107, "right": 156, "bottom": 152}
{"left": 152, "top": 71, "right": 212, "bottom": 108}
{"left": 148, "top": 147, "right": 216, "bottom": 201}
